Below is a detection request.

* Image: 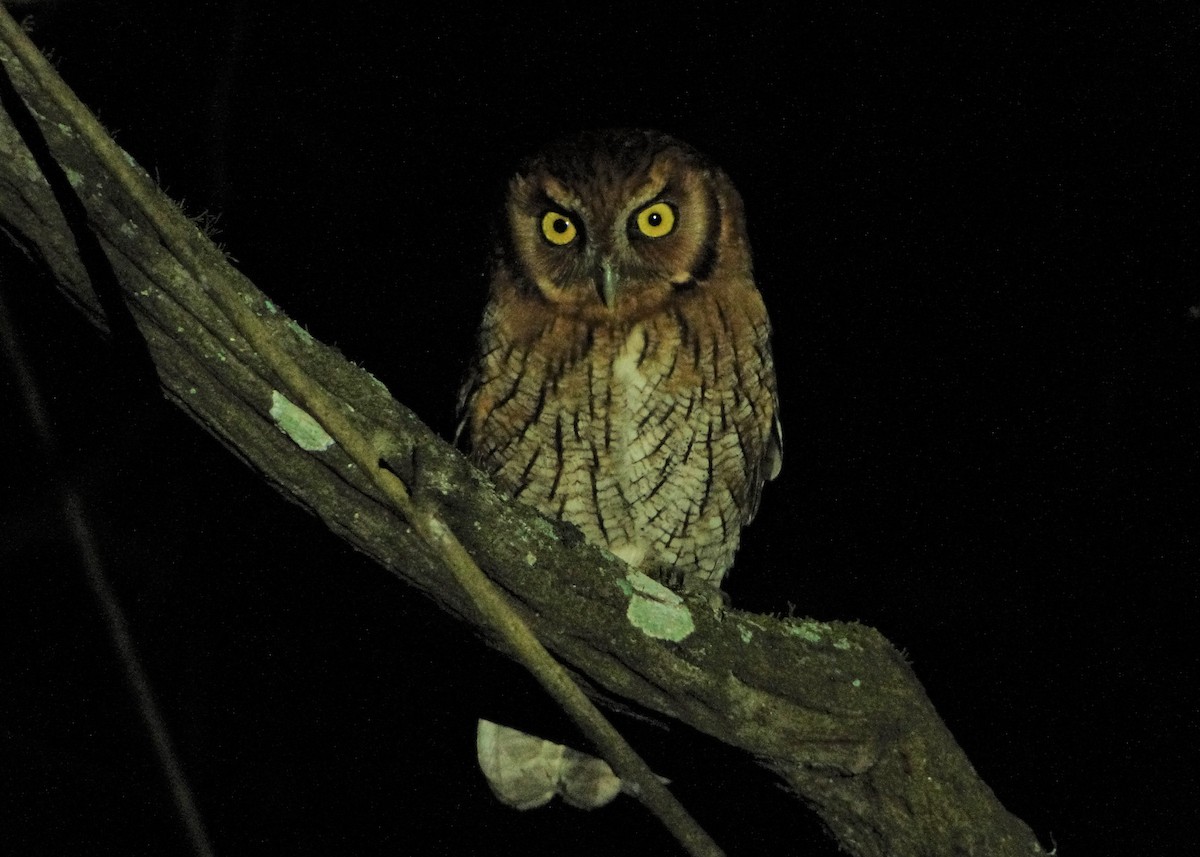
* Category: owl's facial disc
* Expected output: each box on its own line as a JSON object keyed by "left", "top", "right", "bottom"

{"left": 508, "top": 158, "right": 716, "bottom": 314}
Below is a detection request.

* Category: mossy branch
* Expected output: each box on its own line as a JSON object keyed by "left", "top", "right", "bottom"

{"left": 0, "top": 11, "right": 719, "bottom": 857}
{"left": 0, "top": 15, "right": 1047, "bottom": 857}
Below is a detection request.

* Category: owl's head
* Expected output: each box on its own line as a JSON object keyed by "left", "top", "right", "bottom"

{"left": 498, "top": 129, "right": 753, "bottom": 320}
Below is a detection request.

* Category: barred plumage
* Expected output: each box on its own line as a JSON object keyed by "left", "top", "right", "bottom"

{"left": 461, "top": 130, "right": 780, "bottom": 588}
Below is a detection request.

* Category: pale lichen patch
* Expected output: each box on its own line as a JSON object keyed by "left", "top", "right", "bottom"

{"left": 625, "top": 571, "right": 695, "bottom": 641}
{"left": 269, "top": 390, "right": 335, "bottom": 452}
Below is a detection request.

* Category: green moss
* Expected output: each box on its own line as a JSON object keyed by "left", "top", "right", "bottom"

{"left": 286, "top": 319, "right": 314, "bottom": 345}
{"left": 787, "top": 619, "right": 832, "bottom": 644}
{"left": 530, "top": 516, "right": 560, "bottom": 541}
{"left": 365, "top": 370, "right": 390, "bottom": 392}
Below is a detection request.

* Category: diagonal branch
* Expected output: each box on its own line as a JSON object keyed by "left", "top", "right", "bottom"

{"left": 0, "top": 12, "right": 717, "bottom": 856}
{"left": 0, "top": 23, "right": 1047, "bottom": 857}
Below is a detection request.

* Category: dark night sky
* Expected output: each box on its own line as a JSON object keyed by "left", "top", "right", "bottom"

{"left": 2, "top": 2, "right": 1196, "bottom": 854}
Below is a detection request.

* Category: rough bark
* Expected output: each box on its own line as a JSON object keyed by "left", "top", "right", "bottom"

{"left": 0, "top": 37, "right": 1046, "bottom": 857}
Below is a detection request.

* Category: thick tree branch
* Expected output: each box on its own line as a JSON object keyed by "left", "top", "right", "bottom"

{"left": 0, "top": 29, "right": 1046, "bottom": 857}
{"left": 0, "top": 16, "right": 717, "bottom": 853}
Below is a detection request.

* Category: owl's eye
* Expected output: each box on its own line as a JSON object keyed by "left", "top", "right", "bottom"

{"left": 540, "top": 211, "right": 578, "bottom": 246}
{"left": 634, "top": 202, "right": 676, "bottom": 239}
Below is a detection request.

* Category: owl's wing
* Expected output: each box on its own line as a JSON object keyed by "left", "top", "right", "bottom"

{"left": 741, "top": 408, "right": 782, "bottom": 527}
{"left": 764, "top": 412, "right": 783, "bottom": 481}
{"left": 453, "top": 364, "right": 479, "bottom": 448}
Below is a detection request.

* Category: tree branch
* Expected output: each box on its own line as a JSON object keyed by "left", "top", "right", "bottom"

{"left": 0, "top": 15, "right": 718, "bottom": 853}
{"left": 0, "top": 25, "right": 1046, "bottom": 857}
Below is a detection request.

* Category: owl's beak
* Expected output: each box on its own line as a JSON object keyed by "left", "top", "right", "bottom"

{"left": 599, "top": 260, "right": 619, "bottom": 310}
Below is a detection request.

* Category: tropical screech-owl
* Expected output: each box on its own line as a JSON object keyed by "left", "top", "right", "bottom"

{"left": 460, "top": 129, "right": 781, "bottom": 590}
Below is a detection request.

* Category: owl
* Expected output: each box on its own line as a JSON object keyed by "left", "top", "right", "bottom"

{"left": 460, "top": 129, "right": 780, "bottom": 590}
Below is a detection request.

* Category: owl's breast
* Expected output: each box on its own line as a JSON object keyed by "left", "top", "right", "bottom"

{"left": 578, "top": 303, "right": 765, "bottom": 579}
{"left": 469, "top": 292, "right": 774, "bottom": 584}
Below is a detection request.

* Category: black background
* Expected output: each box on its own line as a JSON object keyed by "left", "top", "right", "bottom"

{"left": 2, "top": 2, "right": 1196, "bottom": 854}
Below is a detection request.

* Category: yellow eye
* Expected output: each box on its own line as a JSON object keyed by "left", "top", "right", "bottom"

{"left": 635, "top": 202, "right": 676, "bottom": 238}
{"left": 541, "top": 211, "right": 577, "bottom": 246}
